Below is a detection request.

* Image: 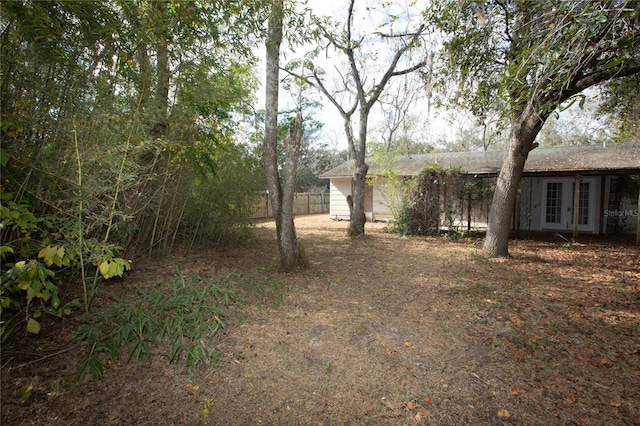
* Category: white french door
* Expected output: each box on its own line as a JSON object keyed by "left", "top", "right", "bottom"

{"left": 541, "top": 178, "right": 595, "bottom": 233}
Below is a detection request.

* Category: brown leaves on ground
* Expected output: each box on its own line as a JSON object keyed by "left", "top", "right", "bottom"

{"left": 497, "top": 408, "right": 511, "bottom": 418}
{"left": 1, "top": 215, "right": 639, "bottom": 425}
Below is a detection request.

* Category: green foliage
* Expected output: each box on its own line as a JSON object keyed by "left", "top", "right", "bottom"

{"left": 98, "top": 257, "right": 131, "bottom": 280}
{"left": 1, "top": 201, "right": 74, "bottom": 338}
{"left": 1, "top": 0, "right": 266, "bottom": 262}
{"left": 597, "top": 75, "right": 640, "bottom": 143}
{"left": 0, "top": 199, "right": 129, "bottom": 339}
{"left": 0, "top": 3, "right": 269, "bottom": 344}
{"left": 18, "top": 384, "right": 33, "bottom": 404}
{"left": 537, "top": 111, "right": 610, "bottom": 148}
{"left": 181, "top": 143, "right": 264, "bottom": 250}
{"left": 76, "top": 268, "right": 234, "bottom": 382}
{"left": 391, "top": 165, "right": 493, "bottom": 237}
{"left": 76, "top": 266, "right": 285, "bottom": 382}
{"left": 202, "top": 397, "right": 213, "bottom": 420}
{"left": 0, "top": 0, "right": 280, "bottom": 342}
{"left": 0, "top": 0, "right": 287, "bottom": 386}
{"left": 428, "top": 0, "right": 640, "bottom": 121}
{"left": 392, "top": 166, "right": 457, "bottom": 236}
{"left": 370, "top": 145, "right": 409, "bottom": 222}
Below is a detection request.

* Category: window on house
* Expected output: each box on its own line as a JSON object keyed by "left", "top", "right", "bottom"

{"left": 545, "top": 182, "right": 563, "bottom": 223}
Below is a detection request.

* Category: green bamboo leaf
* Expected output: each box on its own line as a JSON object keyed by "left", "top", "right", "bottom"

{"left": 604, "top": 55, "right": 626, "bottom": 69}
{"left": 18, "top": 384, "right": 33, "bottom": 403}
{"left": 53, "top": 246, "right": 65, "bottom": 267}
{"left": 26, "top": 286, "right": 35, "bottom": 304}
{"left": 0, "top": 246, "right": 14, "bottom": 258}
{"left": 0, "top": 148, "right": 9, "bottom": 167}
{"left": 18, "top": 280, "right": 30, "bottom": 290}
{"left": 26, "top": 317, "right": 41, "bottom": 334}
{"left": 36, "top": 247, "right": 47, "bottom": 262}
{"left": 46, "top": 245, "right": 57, "bottom": 259}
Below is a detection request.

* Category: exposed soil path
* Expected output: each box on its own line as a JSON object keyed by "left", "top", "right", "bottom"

{"left": 2, "top": 215, "right": 639, "bottom": 425}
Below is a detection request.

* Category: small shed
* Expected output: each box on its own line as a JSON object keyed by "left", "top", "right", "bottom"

{"left": 319, "top": 143, "right": 640, "bottom": 237}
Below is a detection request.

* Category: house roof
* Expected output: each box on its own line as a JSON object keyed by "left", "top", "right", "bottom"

{"left": 319, "top": 143, "right": 640, "bottom": 178}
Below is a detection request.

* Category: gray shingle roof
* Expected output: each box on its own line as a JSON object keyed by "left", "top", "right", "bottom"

{"left": 319, "top": 143, "right": 640, "bottom": 178}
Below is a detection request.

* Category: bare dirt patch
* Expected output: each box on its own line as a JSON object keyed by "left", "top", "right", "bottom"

{"left": 2, "top": 215, "right": 639, "bottom": 425}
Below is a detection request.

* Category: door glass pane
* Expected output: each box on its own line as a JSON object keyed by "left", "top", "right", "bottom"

{"left": 571, "top": 182, "right": 590, "bottom": 225}
{"left": 545, "top": 182, "right": 562, "bottom": 223}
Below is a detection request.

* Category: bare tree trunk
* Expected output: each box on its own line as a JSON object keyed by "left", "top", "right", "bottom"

{"left": 155, "top": 34, "right": 169, "bottom": 121}
{"left": 348, "top": 104, "right": 370, "bottom": 236}
{"left": 348, "top": 162, "right": 368, "bottom": 236}
{"left": 341, "top": 113, "right": 367, "bottom": 236}
{"left": 279, "top": 114, "right": 305, "bottom": 269}
{"left": 264, "top": 0, "right": 283, "bottom": 240}
{"left": 264, "top": 0, "right": 305, "bottom": 271}
{"left": 483, "top": 104, "right": 545, "bottom": 258}
{"left": 128, "top": 3, "right": 151, "bottom": 107}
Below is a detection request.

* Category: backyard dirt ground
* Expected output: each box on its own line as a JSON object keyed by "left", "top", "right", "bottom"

{"left": 1, "top": 214, "right": 639, "bottom": 425}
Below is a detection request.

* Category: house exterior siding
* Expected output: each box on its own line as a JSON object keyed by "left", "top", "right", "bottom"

{"left": 522, "top": 177, "right": 543, "bottom": 232}
{"left": 320, "top": 144, "right": 640, "bottom": 237}
{"left": 372, "top": 179, "right": 393, "bottom": 221}
{"left": 329, "top": 178, "right": 352, "bottom": 220}
{"left": 328, "top": 178, "right": 394, "bottom": 221}
{"left": 519, "top": 176, "right": 603, "bottom": 234}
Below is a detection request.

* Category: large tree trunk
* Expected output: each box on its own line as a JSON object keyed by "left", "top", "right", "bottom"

{"left": 302, "top": 0, "right": 424, "bottom": 237}
{"left": 279, "top": 114, "right": 305, "bottom": 270}
{"left": 348, "top": 162, "right": 368, "bottom": 236}
{"left": 482, "top": 104, "right": 546, "bottom": 258}
{"left": 264, "top": 0, "right": 305, "bottom": 271}
{"left": 348, "top": 108, "right": 370, "bottom": 236}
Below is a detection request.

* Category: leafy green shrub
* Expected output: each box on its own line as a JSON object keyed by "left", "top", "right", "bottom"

{"left": 1, "top": 201, "right": 77, "bottom": 338}
{"left": 391, "top": 166, "right": 493, "bottom": 237}
{"left": 1, "top": 200, "right": 130, "bottom": 339}
{"left": 393, "top": 166, "right": 451, "bottom": 236}
{"left": 179, "top": 143, "right": 263, "bottom": 251}
{"left": 387, "top": 198, "right": 414, "bottom": 236}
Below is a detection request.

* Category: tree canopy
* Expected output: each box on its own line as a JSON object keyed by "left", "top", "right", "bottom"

{"left": 429, "top": 0, "right": 640, "bottom": 123}
{"left": 1, "top": 0, "right": 266, "bottom": 253}
{"left": 597, "top": 74, "right": 640, "bottom": 143}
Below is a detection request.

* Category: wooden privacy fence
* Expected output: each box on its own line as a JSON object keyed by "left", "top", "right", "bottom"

{"left": 250, "top": 192, "right": 330, "bottom": 219}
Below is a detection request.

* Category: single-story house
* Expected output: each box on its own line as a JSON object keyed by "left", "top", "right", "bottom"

{"left": 319, "top": 143, "right": 640, "bottom": 237}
